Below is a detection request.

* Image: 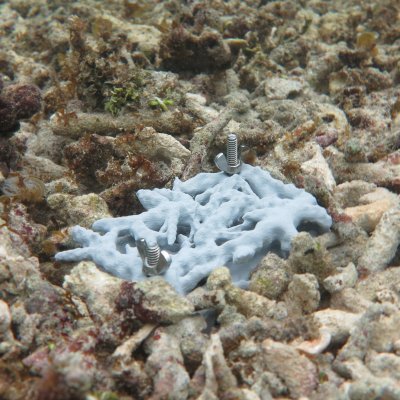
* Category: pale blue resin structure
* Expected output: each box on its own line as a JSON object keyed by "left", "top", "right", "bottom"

{"left": 56, "top": 164, "right": 332, "bottom": 294}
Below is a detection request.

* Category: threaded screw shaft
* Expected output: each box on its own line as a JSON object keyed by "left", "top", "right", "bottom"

{"left": 227, "top": 133, "right": 239, "bottom": 167}
{"left": 146, "top": 243, "right": 160, "bottom": 267}
{"left": 137, "top": 238, "right": 171, "bottom": 276}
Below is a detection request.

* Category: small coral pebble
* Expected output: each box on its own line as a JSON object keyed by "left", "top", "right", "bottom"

{"left": 3, "top": 83, "right": 42, "bottom": 119}
{"left": 0, "top": 96, "right": 18, "bottom": 133}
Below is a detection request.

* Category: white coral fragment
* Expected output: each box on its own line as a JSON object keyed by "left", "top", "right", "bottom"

{"left": 56, "top": 164, "right": 332, "bottom": 294}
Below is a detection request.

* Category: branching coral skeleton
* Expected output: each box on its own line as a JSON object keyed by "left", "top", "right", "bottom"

{"left": 56, "top": 164, "right": 332, "bottom": 294}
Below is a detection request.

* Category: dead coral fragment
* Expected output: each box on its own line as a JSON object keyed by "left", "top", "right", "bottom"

{"left": 262, "top": 339, "right": 318, "bottom": 398}
{"left": 356, "top": 31, "right": 378, "bottom": 55}
{"left": 159, "top": 24, "right": 235, "bottom": 73}
{"left": 121, "top": 278, "right": 194, "bottom": 324}
{"left": 62, "top": 129, "right": 190, "bottom": 215}
{"left": 0, "top": 97, "right": 18, "bottom": 134}
{"left": 249, "top": 253, "right": 290, "bottom": 300}
{"left": 194, "top": 333, "right": 238, "bottom": 398}
{"left": 288, "top": 232, "right": 334, "bottom": 283}
{"left": 3, "top": 83, "right": 42, "bottom": 119}
{"left": 0, "top": 83, "right": 42, "bottom": 134}
{"left": 357, "top": 205, "right": 400, "bottom": 274}
{"left": 0, "top": 174, "right": 45, "bottom": 203}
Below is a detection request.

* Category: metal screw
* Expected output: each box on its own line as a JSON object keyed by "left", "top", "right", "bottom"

{"left": 214, "top": 133, "right": 242, "bottom": 174}
{"left": 137, "top": 239, "right": 171, "bottom": 276}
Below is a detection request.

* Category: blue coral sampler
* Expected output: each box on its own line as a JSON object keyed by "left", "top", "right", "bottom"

{"left": 56, "top": 164, "right": 332, "bottom": 294}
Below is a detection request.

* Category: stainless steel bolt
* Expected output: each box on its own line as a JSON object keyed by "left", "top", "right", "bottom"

{"left": 227, "top": 133, "right": 240, "bottom": 168}
{"left": 137, "top": 239, "right": 171, "bottom": 276}
{"left": 214, "top": 133, "right": 242, "bottom": 174}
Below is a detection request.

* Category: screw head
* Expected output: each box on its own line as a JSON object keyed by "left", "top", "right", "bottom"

{"left": 137, "top": 238, "right": 171, "bottom": 276}
{"left": 215, "top": 153, "right": 242, "bottom": 174}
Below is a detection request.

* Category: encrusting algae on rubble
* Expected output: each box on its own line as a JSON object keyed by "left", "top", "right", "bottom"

{"left": 0, "top": 0, "right": 400, "bottom": 399}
